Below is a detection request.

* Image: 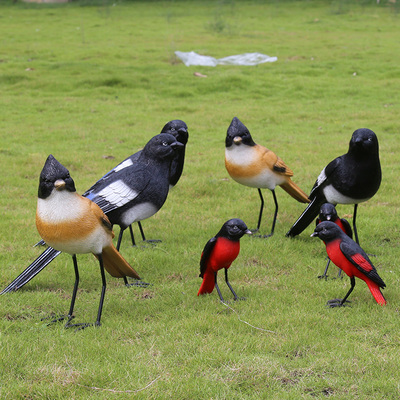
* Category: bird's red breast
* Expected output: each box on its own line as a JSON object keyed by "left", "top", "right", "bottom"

{"left": 206, "top": 237, "right": 240, "bottom": 272}
{"left": 197, "top": 238, "right": 240, "bottom": 296}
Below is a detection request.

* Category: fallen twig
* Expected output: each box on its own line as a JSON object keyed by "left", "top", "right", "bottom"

{"left": 221, "top": 301, "right": 277, "bottom": 334}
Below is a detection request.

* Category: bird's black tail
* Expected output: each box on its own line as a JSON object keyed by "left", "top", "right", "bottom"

{"left": 286, "top": 196, "right": 326, "bottom": 237}
{"left": 33, "top": 239, "right": 46, "bottom": 247}
{"left": 1, "top": 247, "right": 61, "bottom": 294}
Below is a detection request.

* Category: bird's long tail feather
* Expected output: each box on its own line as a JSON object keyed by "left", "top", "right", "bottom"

{"left": 98, "top": 246, "right": 141, "bottom": 280}
{"left": 286, "top": 196, "right": 326, "bottom": 237}
{"left": 366, "top": 281, "right": 387, "bottom": 305}
{"left": 1, "top": 247, "right": 61, "bottom": 294}
{"left": 280, "top": 180, "right": 310, "bottom": 204}
{"left": 197, "top": 270, "right": 215, "bottom": 296}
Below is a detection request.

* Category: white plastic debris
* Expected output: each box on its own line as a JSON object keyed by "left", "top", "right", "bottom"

{"left": 175, "top": 51, "right": 277, "bottom": 67}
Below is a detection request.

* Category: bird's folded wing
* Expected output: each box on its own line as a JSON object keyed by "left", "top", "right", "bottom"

{"left": 273, "top": 156, "right": 293, "bottom": 176}
{"left": 85, "top": 163, "right": 151, "bottom": 213}
{"left": 87, "top": 200, "right": 114, "bottom": 236}
{"left": 199, "top": 237, "right": 217, "bottom": 277}
{"left": 340, "top": 241, "right": 386, "bottom": 287}
{"left": 309, "top": 157, "right": 340, "bottom": 198}
{"left": 340, "top": 218, "right": 353, "bottom": 239}
{"left": 259, "top": 147, "right": 293, "bottom": 176}
{"left": 90, "top": 180, "right": 143, "bottom": 213}
{"left": 82, "top": 154, "right": 141, "bottom": 198}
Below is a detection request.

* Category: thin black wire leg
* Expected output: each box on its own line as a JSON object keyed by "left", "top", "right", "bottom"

{"left": 225, "top": 268, "right": 244, "bottom": 301}
{"left": 129, "top": 225, "right": 137, "bottom": 247}
{"left": 353, "top": 204, "right": 359, "bottom": 245}
{"left": 214, "top": 272, "right": 225, "bottom": 303}
{"left": 327, "top": 277, "right": 355, "bottom": 307}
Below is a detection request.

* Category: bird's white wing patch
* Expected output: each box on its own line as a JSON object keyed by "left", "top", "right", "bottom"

{"left": 97, "top": 180, "right": 138, "bottom": 207}
{"left": 113, "top": 159, "right": 133, "bottom": 173}
{"left": 316, "top": 168, "right": 327, "bottom": 187}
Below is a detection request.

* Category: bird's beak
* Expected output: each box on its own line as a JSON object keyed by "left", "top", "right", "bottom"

{"left": 233, "top": 136, "right": 242, "bottom": 144}
{"left": 245, "top": 229, "right": 252, "bottom": 235}
{"left": 326, "top": 216, "right": 331, "bottom": 221}
{"left": 171, "top": 141, "right": 184, "bottom": 150}
{"left": 310, "top": 232, "right": 318, "bottom": 237}
{"left": 54, "top": 179, "right": 66, "bottom": 191}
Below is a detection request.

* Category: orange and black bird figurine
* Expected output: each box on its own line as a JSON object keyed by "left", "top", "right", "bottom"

{"left": 36, "top": 155, "right": 141, "bottom": 329}
{"left": 311, "top": 221, "right": 386, "bottom": 307}
{"left": 316, "top": 203, "right": 353, "bottom": 279}
{"left": 197, "top": 218, "right": 251, "bottom": 302}
{"left": 225, "top": 117, "right": 310, "bottom": 237}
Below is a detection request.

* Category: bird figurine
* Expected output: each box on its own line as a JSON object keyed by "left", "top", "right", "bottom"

{"left": 35, "top": 155, "right": 141, "bottom": 329}
{"left": 225, "top": 117, "right": 310, "bottom": 237}
{"left": 286, "top": 128, "right": 381, "bottom": 243}
{"left": 84, "top": 132, "right": 183, "bottom": 249}
{"left": 84, "top": 119, "right": 189, "bottom": 246}
{"left": 311, "top": 221, "right": 386, "bottom": 307}
{"left": 1, "top": 130, "right": 184, "bottom": 294}
{"left": 316, "top": 203, "right": 352, "bottom": 279}
{"left": 197, "top": 218, "right": 252, "bottom": 302}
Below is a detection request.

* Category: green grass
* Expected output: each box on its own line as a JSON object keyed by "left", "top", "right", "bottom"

{"left": 1, "top": 0, "right": 400, "bottom": 398}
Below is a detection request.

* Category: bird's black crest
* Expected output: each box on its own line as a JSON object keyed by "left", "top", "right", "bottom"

{"left": 38, "top": 155, "right": 76, "bottom": 199}
{"left": 226, "top": 117, "right": 256, "bottom": 147}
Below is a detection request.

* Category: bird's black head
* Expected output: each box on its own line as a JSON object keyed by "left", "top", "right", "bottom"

{"left": 161, "top": 120, "right": 189, "bottom": 146}
{"left": 311, "top": 221, "right": 343, "bottom": 242}
{"left": 319, "top": 203, "right": 338, "bottom": 222}
{"left": 348, "top": 128, "right": 379, "bottom": 158}
{"left": 217, "top": 218, "right": 252, "bottom": 241}
{"left": 38, "top": 155, "right": 76, "bottom": 199}
{"left": 225, "top": 117, "right": 256, "bottom": 148}
{"left": 142, "top": 133, "right": 184, "bottom": 161}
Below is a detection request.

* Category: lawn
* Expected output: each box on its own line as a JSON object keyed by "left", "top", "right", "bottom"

{"left": 0, "top": 0, "right": 400, "bottom": 398}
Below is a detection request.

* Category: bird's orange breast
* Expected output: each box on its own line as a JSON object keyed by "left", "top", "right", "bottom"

{"left": 36, "top": 211, "right": 99, "bottom": 244}
{"left": 36, "top": 194, "right": 112, "bottom": 251}
{"left": 225, "top": 145, "right": 272, "bottom": 179}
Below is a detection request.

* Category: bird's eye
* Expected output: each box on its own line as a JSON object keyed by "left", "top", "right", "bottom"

{"left": 162, "top": 141, "right": 168, "bottom": 146}
{"left": 170, "top": 127, "right": 176, "bottom": 131}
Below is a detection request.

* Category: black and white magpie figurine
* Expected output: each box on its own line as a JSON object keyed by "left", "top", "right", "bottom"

{"left": 286, "top": 128, "right": 381, "bottom": 243}
{"left": 84, "top": 132, "right": 184, "bottom": 250}
{"left": 85, "top": 119, "right": 189, "bottom": 246}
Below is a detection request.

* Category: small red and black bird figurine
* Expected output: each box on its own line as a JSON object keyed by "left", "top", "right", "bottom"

{"left": 311, "top": 221, "right": 386, "bottom": 307}
{"left": 225, "top": 117, "right": 310, "bottom": 237}
{"left": 36, "top": 155, "right": 141, "bottom": 329}
{"left": 197, "top": 219, "right": 252, "bottom": 302}
{"left": 316, "top": 203, "right": 353, "bottom": 279}
{"left": 287, "top": 128, "right": 381, "bottom": 243}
